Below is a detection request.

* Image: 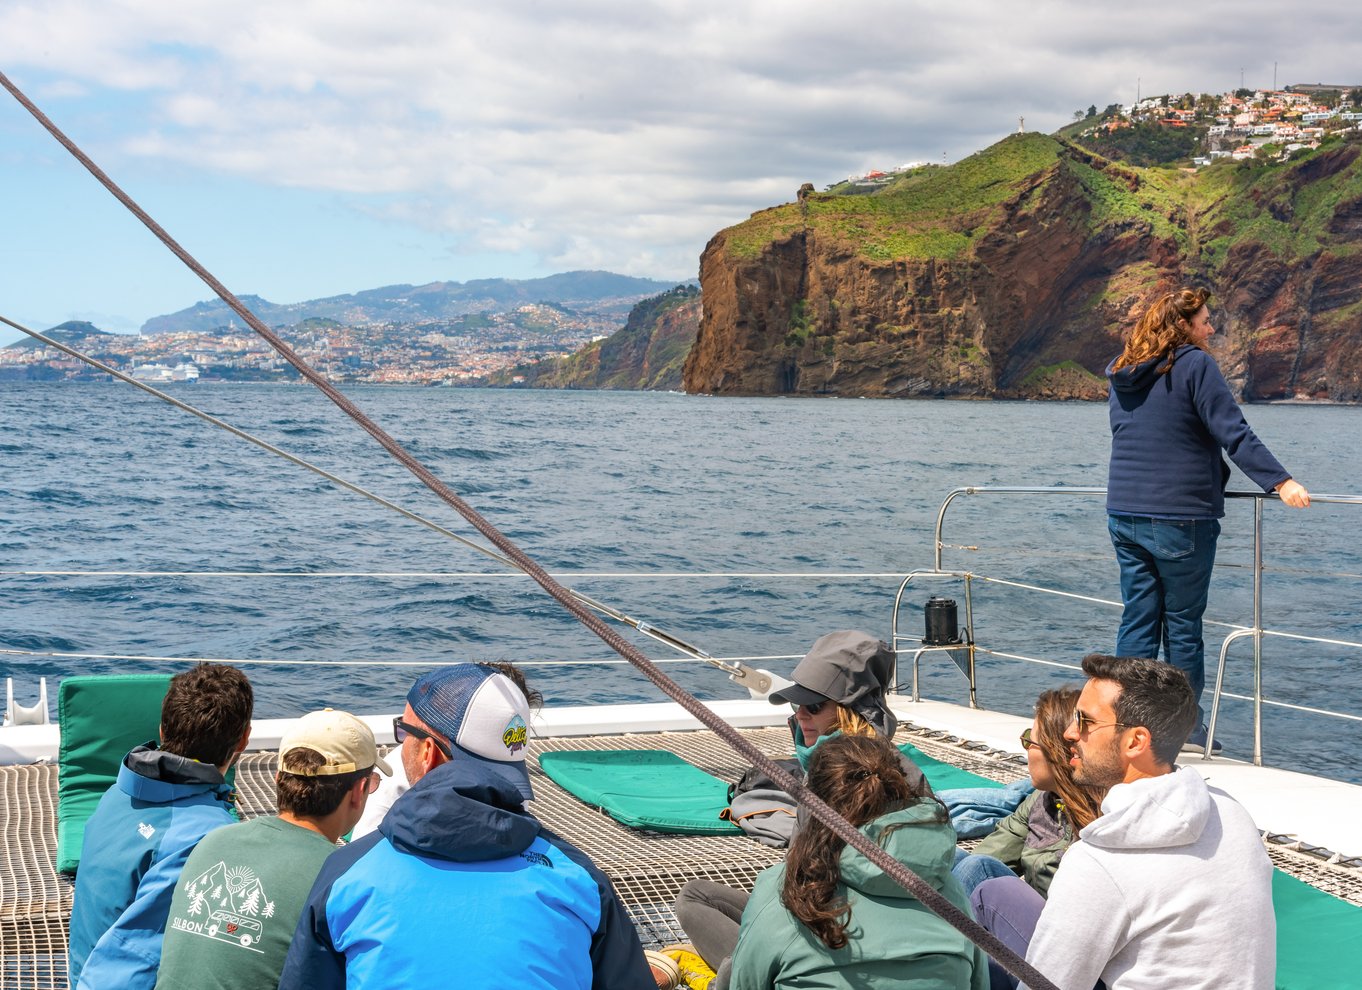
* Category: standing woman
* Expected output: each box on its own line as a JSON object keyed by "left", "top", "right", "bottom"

{"left": 1106, "top": 288, "right": 1310, "bottom": 751}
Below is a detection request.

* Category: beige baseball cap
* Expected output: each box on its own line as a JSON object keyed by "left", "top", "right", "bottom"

{"left": 278, "top": 708, "right": 393, "bottom": 777}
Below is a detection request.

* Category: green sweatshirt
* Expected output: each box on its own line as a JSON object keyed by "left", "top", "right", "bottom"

{"left": 727, "top": 801, "right": 990, "bottom": 990}
{"left": 155, "top": 816, "right": 337, "bottom": 990}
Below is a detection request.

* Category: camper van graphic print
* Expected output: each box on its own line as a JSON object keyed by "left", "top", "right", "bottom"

{"left": 169, "top": 860, "right": 275, "bottom": 953}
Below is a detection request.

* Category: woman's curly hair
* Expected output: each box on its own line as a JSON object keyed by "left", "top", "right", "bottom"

{"left": 1112, "top": 287, "right": 1210, "bottom": 375}
{"left": 780, "top": 734, "right": 940, "bottom": 950}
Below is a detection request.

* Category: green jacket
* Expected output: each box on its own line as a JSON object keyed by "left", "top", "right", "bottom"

{"left": 970, "top": 790, "right": 1073, "bottom": 897}
{"left": 727, "top": 801, "right": 989, "bottom": 990}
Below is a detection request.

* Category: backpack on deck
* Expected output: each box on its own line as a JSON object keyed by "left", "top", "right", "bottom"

{"left": 720, "top": 758, "right": 803, "bottom": 848}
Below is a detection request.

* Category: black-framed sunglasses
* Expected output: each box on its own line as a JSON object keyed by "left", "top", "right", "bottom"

{"left": 1070, "top": 709, "right": 1132, "bottom": 735}
{"left": 393, "top": 717, "right": 453, "bottom": 760}
{"left": 791, "top": 700, "right": 828, "bottom": 715}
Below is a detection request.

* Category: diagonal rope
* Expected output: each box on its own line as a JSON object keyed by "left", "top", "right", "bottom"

{"left": 1, "top": 68, "right": 1057, "bottom": 990}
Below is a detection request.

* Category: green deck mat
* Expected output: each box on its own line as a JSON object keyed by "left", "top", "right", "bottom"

{"left": 1273, "top": 869, "right": 1362, "bottom": 988}
{"left": 898, "top": 742, "right": 996, "bottom": 791}
{"left": 57, "top": 674, "right": 172, "bottom": 874}
{"left": 538, "top": 750, "right": 741, "bottom": 835}
{"left": 537, "top": 742, "right": 994, "bottom": 836}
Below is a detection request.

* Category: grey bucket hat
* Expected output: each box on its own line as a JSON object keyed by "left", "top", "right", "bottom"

{"left": 769, "top": 630, "right": 898, "bottom": 736}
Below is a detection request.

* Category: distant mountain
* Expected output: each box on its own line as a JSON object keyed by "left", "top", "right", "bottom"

{"left": 492, "top": 285, "right": 700, "bottom": 390}
{"left": 140, "top": 271, "right": 684, "bottom": 334}
{"left": 5, "top": 320, "right": 113, "bottom": 351}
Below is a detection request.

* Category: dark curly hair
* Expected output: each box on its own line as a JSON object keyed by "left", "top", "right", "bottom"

{"left": 779, "top": 734, "right": 939, "bottom": 949}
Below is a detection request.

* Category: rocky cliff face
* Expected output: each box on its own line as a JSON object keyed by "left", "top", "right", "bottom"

{"left": 684, "top": 134, "right": 1362, "bottom": 402}
{"left": 496, "top": 285, "right": 699, "bottom": 390}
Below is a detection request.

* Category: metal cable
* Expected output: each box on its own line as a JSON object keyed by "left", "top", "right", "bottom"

{"left": 1, "top": 68, "right": 1057, "bottom": 989}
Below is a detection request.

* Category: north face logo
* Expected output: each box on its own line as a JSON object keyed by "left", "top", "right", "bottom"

{"left": 137, "top": 822, "right": 156, "bottom": 839}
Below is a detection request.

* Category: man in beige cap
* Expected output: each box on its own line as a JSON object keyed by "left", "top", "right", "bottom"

{"left": 154, "top": 709, "right": 390, "bottom": 990}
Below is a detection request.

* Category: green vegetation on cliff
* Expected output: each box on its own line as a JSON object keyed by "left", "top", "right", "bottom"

{"left": 724, "top": 133, "right": 1200, "bottom": 264}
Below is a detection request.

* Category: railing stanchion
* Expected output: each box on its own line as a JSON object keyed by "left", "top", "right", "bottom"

{"left": 1253, "top": 498, "right": 1265, "bottom": 766}
{"left": 964, "top": 573, "right": 978, "bottom": 709}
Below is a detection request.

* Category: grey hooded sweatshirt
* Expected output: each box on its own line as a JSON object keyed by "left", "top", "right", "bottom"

{"left": 1021, "top": 767, "right": 1274, "bottom": 990}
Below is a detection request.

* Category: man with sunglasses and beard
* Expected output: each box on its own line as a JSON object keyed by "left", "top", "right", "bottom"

{"left": 279, "top": 663, "right": 653, "bottom": 990}
{"left": 971, "top": 654, "right": 1274, "bottom": 990}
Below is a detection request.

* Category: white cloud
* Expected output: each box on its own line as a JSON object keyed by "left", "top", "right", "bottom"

{"left": 3, "top": 0, "right": 1362, "bottom": 310}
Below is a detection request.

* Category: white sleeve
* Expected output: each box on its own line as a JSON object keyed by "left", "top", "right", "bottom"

{"left": 349, "top": 756, "right": 408, "bottom": 839}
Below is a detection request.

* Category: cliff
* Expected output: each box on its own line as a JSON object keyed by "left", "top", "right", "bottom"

{"left": 683, "top": 133, "right": 1362, "bottom": 401}
{"left": 493, "top": 285, "right": 700, "bottom": 390}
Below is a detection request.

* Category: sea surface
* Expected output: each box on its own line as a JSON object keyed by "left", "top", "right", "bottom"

{"left": 3, "top": 382, "right": 1361, "bottom": 783}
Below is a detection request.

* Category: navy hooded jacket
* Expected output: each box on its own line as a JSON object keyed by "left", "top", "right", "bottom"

{"left": 1107, "top": 345, "right": 1290, "bottom": 519}
{"left": 278, "top": 759, "right": 652, "bottom": 990}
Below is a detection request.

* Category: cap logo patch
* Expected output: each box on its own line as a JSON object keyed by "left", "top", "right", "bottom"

{"left": 502, "top": 715, "right": 528, "bottom": 754}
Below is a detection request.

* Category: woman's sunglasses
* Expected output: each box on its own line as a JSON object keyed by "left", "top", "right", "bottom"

{"left": 791, "top": 700, "right": 828, "bottom": 715}
{"left": 1020, "top": 727, "right": 1042, "bottom": 751}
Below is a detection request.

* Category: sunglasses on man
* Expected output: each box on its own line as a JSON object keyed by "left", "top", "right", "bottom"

{"left": 393, "top": 717, "right": 453, "bottom": 759}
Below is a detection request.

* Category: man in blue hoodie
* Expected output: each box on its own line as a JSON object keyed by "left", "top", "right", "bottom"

{"left": 279, "top": 663, "right": 654, "bottom": 990}
{"left": 67, "top": 663, "right": 254, "bottom": 989}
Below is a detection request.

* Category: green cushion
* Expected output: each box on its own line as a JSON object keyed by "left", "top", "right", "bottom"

{"left": 898, "top": 742, "right": 997, "bottom": 791}
{"left": 538, "top": 750, "right": 742, "bottom": 835}
{"left": 1273, "top": 868, "right": 1362, "bottom": 988}
{"left": 57, "top": 675, "right": 172, "bottom": 874}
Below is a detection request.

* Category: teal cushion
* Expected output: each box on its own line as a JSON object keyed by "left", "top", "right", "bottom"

{"left": 538, "top": 750, "right": 741, "bottom": 835}
{"left": 898, "top": 741, "right": 997, "bottom": 791}
{"left": 56, "top": 675, "right": 172, "bottom": 874}
{"left": 1273, "top": 867, "right": 1362, "bottom": 988}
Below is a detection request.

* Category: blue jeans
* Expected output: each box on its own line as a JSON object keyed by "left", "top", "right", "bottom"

{"left": 952, "top": 848, "right": 1018, "bottom": 895}
{"left": 1108, "top": 514, "right": 1220, "bottom": 722}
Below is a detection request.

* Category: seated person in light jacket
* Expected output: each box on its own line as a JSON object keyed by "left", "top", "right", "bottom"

{"left": 727, "top": 734, "right": 988, "bottom": 990}
{"left": 952, "top": 687, "right": 1104, "bottom": 896}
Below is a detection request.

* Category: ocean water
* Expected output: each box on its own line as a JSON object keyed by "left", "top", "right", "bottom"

{"left": 3, "top": 382, "right": 1361, "bottom": 783}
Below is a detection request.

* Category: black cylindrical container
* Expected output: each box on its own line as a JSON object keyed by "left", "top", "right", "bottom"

{"left": 923, "top": 596, "right": 960, "bottom": 646}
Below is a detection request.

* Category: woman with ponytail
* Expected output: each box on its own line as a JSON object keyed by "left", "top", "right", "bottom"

{"left": 1107, "top": 287, "right": 1309, "bottom": 753}
{"left": 726, "top": 734, "right": 987, "bottom": 990}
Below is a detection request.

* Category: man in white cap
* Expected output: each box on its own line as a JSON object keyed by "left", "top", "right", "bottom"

{"left": 279, "top": 662, "right": 653, "bottom": 990}
{"left": 155, "top": 709, "right": 390, "bottom": 990}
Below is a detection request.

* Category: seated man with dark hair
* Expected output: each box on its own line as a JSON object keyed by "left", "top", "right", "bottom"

{"left": 972, "top": 654, "right": 1275, "bottom": 990}
{"left": 155, "top": 709, "right": 390, "bottom": 990}
{"left": 68, "top": 663, "right": 255, "bottom": 989}
{"left": 280, "top": 662, "right": 654, "bottom": 990}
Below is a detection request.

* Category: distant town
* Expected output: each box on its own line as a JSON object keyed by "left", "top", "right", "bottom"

{"left": 841, "top": 84, "right": 1362, "bottom": 187}
{"left": 0, "top": 303, "right": 623, "bottom": 386}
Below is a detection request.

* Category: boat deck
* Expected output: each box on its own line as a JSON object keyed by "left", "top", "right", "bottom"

{"left": 3, "top": 715, "right": 1361, "bottom": 990}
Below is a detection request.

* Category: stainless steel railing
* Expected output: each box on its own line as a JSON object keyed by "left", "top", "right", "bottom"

{"left": 894, "top": 485, "right": 1362, "bottom": 766}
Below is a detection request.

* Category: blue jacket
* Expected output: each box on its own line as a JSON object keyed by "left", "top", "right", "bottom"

{"left": 1107, "top": 345, "right": 1290, "bottom": 519}
{"left": 67, "top": 745, "right": 237, "bottom": 989}
{"left": 279, "top": 760, "right": 653, "bottom": 990}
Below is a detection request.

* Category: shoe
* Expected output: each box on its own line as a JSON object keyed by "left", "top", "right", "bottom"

{"left": 1182, "top": 725, "right": 1223, "bottom": 756}
{"left": 659, "top": 944, "right": 716, "bottom": 989}
{"left": 645, "top": 949, "right": 681, "bottom": 989}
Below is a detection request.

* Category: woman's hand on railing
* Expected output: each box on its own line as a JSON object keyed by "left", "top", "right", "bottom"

{"left": 1276, "top": 479, "right": 1311, "bottom": 508}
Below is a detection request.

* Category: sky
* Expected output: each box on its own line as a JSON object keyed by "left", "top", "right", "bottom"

{"left": 2, "top": 1, "right": 1361, "bottom": 342}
